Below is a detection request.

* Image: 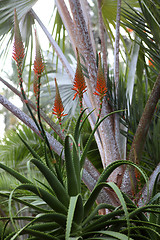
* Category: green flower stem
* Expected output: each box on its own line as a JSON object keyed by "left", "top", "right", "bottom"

{"left": 36, "top": 75, "right": 54, "bottom": 160}
{"left": 17, "top": 64, "right": 41, "bottom": 133}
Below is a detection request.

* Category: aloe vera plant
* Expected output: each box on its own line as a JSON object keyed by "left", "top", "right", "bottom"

{"left": 0, "top": 108, "right": 159, "bottom": 239}
{"left": 0, "top": 103, "right": 159, "bottom": 239}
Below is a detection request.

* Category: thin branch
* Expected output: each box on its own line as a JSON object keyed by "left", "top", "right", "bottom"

{"left": 0, "top": 94, "right": 63, "bottom": 156}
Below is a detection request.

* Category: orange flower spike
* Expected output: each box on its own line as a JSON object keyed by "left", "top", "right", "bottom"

{"left": 12, "top": 9, "right": 25, "bottom": 66}
{"left": 94, "top": 53, "right": 107, "bottom": 99}
{"left": 52, "top": 78, "right": 67, "bottom": 125}
{"left": 34, "top": 30, "right": 44, "bottom": 78}
{"left": 72, "top": 48, "right": 87, "bottom": 111}
{"left": 94, "top": 53, "right": 107, "bottom": 119}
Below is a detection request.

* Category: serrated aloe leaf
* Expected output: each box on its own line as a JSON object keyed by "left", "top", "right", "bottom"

{"left": 18, "top": 228, "right": 58, "bottom": 240}
{"left": 121, "top": 225, "right": 160, "bottom": 239}
{"left": 107, "top": 182, "right": 130, "bottom": 237}
{"left": 65, "top": 135, "right": 79, "bottom": 196}
{"left": 72, "top": 110, "right": 87, "bottom": 190}
{"left": 87, "top": 230, "right": 134, "bottom": 240}
{"left": 129, "top": 204, "right": 160, "bottom": 219}
{"left": 16, "top": 184, "right": 67, "bottom": 214}
{"left": 31, "top": 158, "right": 69, "bottom": 207}
{"left": 84, "top": 182, "right": 130, "bottom": 236}
{"left": 0, "top": 162, "right": 32, "bottom": 184}
{"left": 97, "top": 160, "right": 148, "bottom": 185}
{"left": 0, "top": 191, "right": 50, "bottom": 213}
{"left": 82, "top": 203, "right": 115, "bottom": 226}
{"left": 17, "top": 133, "right": 42, "bottom": 161}
{"left": 32, "top": 213, "right": 66, "bottom": 228}
{"left": 84, "top": 160, "right": 148, "bottom": 217}
{"left": 73, "top": 195, "right": 84, "bottom": 225}
{"left": 74, "top": 108, "right": 87, "bottom": 145}
{"left": 66, "top": 196, "right": 79, "bottom": 240}
{"left": 83, "top": 209, "right": 124, "bottom": 233}
{"left": 27, "top": 222, "right": 59, "bottom": 232}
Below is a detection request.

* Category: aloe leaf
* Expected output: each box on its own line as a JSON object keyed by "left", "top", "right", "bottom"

{"left": 31, "top": 158, "right": 69, "bottom": 207}
{"left": 121, "top": 225, "right": 160, "bottom": 239}
{"left": 13, "top": 229, "right": 58, "bottom": 240}
{"left": 0, "top": 191, "right": 50, "bottom": 213}
{"left": 17, "top": 133, "right": 42, "bottom": 161}
{"left": 97, "top": 160, "right": 148, "bottom": 185}
{"left": 89, "top": 231, "right": 133, "bottom": 240}
{"left": 82, "top": 203, "right": 115, "bottom": 227}
{"left": 73, "top": 194, "right": 84, "bottom": 225}
{"left": 107, "top": 182, "right": 130, "bottom": 237}
{"left": 73, "top": 110, "right": 86, "bottom": 191}
{"left": 74, "top": 109, "right": 87, "bottom": 144}
{"left": 66, "top": 196, "right": 78, "bottom": 240}
{"left": 5, "top": 231, "right": 58, "bottom": 240}
{"left": 84, "top": 160, "right": 148, "bottom": 217}
{"left": 129, "top": 204, "right": 160, "bottom": 218}
{"left": 65, "top": 135, "right": 79, "bottom": 196}
{"left": 0, "top": 162, "right": 32, "bottom": 184}
{"left": 79, "top": 109, "right": 95, "bottom": 133}
{"left": 33, "top": 213, "right": 67, "bottom": 228}
{"left": 16, "top": 184, "right": 67, "bottom": 214}
{"left": 34, "top": 178, "right": 54, "bottom": 194}
{"left": 83, "top": 209, "right": 125, "bottom": 233}
{"left": 27, "top": 222, "right": 60, "bottom": 231}
{"left": 85, "top": 182, "right": 130, "bottom": 237}
{"left": 87, "top": 230, "right": 134, "bottom": 240}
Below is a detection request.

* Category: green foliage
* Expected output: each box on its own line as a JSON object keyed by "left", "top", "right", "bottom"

{"left": 122, "top": 0, "right": 160, "bottom": 72}
{"left": 0, "top": 1, "right": 160, "bottom": 239}
{"left": 0, "top": 110, "right": 159, "bottom": 239}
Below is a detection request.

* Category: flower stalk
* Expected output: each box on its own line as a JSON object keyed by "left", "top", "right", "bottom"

{"left": 12, "top": 9, "right": 43, "bottom": 135}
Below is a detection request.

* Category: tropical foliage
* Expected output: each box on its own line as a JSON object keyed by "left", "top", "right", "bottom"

{"left": 0, "top": 0, "right": 160, "bottom": 239}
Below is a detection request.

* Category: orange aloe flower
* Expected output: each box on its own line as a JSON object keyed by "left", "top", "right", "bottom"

{"left": 72, "top": 48, "right": 87, "bottom": 111}
{"left": 33, "top": 30, "right": 44, "bottom": 78}
{"left": 52, "top": 78, "right": 67, "bottom": 125}
{"left": 94, "top": 53, "right": 107, "bottom": 99}
{"left": 94, "top": 53, "right": 107, "bottom": 118}
{"left": 12, "top": 9, "right": 25, "bottom": 66}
